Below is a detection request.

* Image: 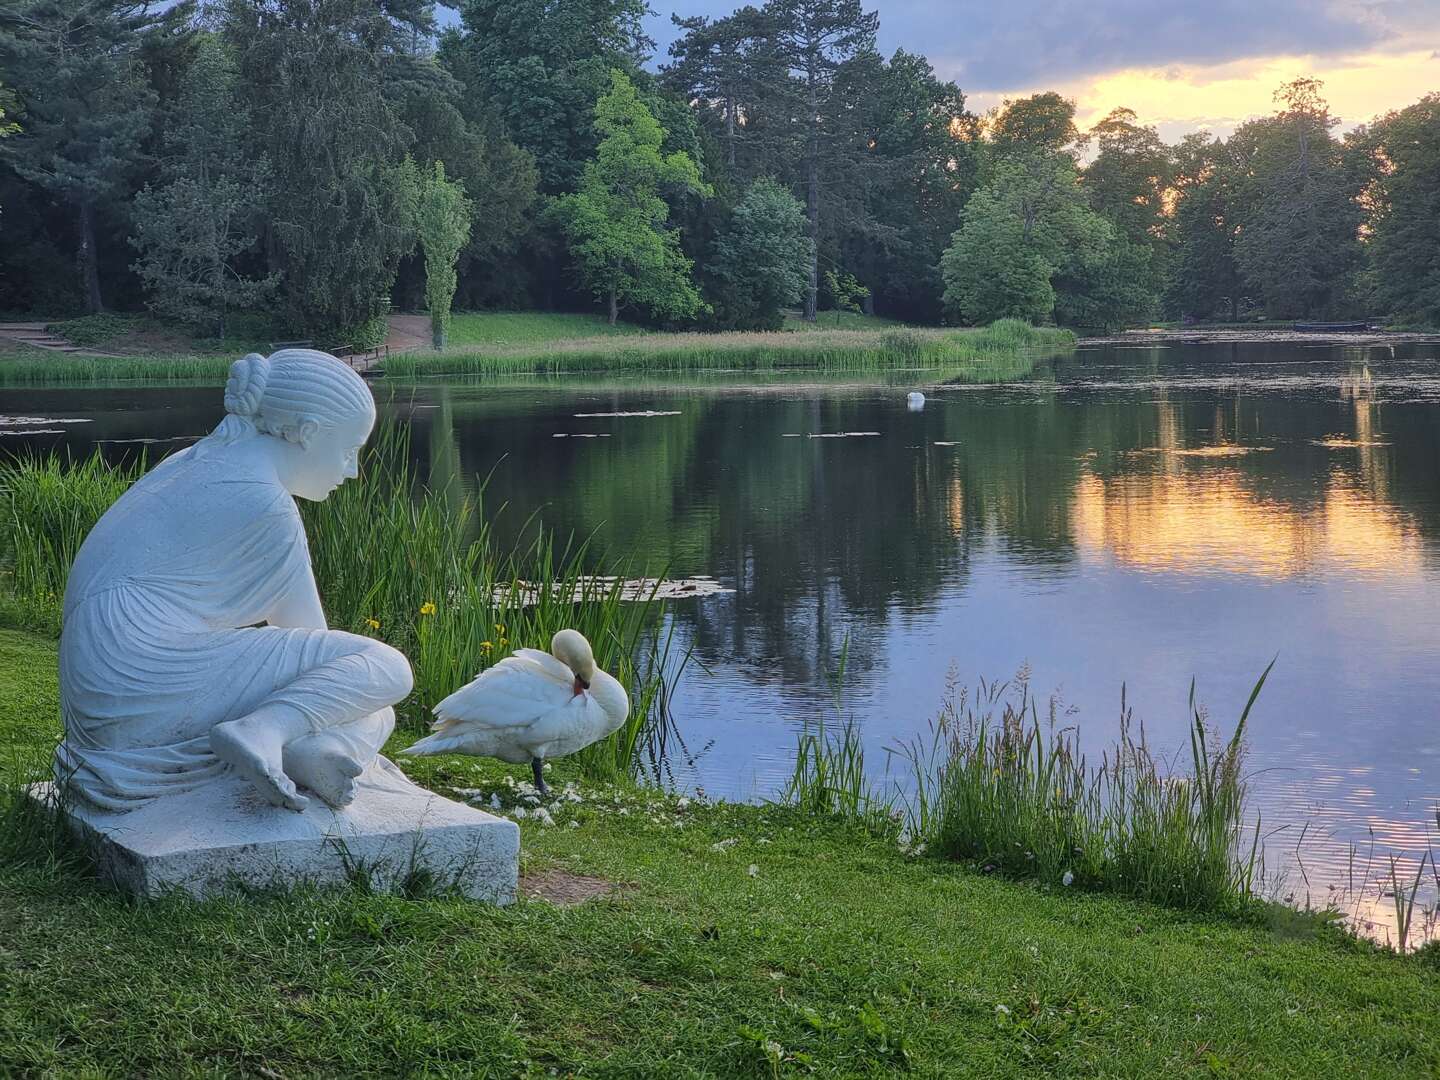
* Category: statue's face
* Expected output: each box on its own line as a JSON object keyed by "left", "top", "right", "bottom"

{"left": 287, "top": 408, "right": 375, "bottom": 502}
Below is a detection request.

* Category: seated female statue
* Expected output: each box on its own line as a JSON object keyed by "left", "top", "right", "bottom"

{"left": 55, "top": 349, "right": 413, "bottom": 813}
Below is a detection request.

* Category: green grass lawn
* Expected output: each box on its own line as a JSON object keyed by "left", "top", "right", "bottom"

{"left": 2, "top": 627, "right": 1437, "bottom": 1076}
{"left": 444, "top": 310, "right": 649, "bottom": 345}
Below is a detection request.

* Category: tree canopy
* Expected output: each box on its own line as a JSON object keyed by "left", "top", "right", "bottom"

{"left": 0, "top": 5, "right": 1435, "bottom": 334}
{"left": 550, "top": 69, "right": 711, "bottom": 325}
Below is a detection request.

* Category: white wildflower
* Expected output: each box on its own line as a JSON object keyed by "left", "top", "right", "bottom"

{"left": 995, "top": 1004, "right": 1010, "bottom": 1016}
{"left": 710, "top": 838, "right": 739, "bottom": 853}
{"left": 747, "top": 864, "right": 759, "bottom": 877}
{"left": 568, "top": 820, "right": 580, "bottom": 829}
{"left": 1062, "top": 870, "right": 1075, "bottom": 887}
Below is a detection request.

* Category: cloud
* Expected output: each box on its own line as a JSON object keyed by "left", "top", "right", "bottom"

{"left": 647, "top": 0, "right": 1440, "bottom": 90}
{"left": 874, "top": 0, "right": 1439, "bottom": 89}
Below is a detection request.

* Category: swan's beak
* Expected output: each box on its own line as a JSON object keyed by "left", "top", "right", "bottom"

{"left": 573, "top": 674, "right": 589, "bottom": 696}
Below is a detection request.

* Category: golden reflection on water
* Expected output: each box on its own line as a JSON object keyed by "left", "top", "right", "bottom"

{"left": 1073, "top": 369, "right": 1425, "bottom": 578}
{"left": 1072, "top": 471, "right": 1425, "bottom": 577}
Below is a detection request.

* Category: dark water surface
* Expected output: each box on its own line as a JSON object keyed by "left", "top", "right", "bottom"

{"left": 9, "top": 340, "right": 1440, "bottom": 939}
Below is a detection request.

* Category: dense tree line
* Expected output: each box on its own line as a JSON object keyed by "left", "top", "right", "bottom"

{"left": 1, "top": 1, "right": 1437, "bottom": 340}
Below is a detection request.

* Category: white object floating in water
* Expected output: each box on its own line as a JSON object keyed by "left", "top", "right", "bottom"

{"left": 782, "top": 431, "right": 881, "bottom": 439}
{"left": 496, "top": 575, "right": 733, "bottom": 606}
{"left": 0, "top": 415, "right": 94, "bottom": 427}
{"left": 573, "top": 410, "right": 682, "bottom": 418}
{"left": 906, "top": 391, "right": 926, "bottom": 410}
{"left": 933, "top": 441, "right": 960, "bottom": 447}
{"left": 98, "top": 436, "right": 198, "bottom": 445}
{"left": 552, "top": 433, "right": 612, "bottom": 438}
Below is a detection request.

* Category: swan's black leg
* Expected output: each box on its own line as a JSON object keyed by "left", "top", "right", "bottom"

{"left": 531, "top": 757, "right": 550, "bottom": 797}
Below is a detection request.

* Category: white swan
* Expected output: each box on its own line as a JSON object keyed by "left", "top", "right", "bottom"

{"left": 402, "top": 629, "right": 629, "bottom": 795}
{"left": 906, "top": 391, "right": 925, "bottom": 410}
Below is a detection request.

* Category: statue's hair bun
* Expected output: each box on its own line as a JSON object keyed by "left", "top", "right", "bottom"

{"left": 224, "top": 352, "right": 270, "bottom": 417}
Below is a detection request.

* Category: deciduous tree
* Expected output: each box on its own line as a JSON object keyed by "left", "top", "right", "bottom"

{"left": 415, "top": 160, "right": 472, "bottom": 349}
{"left": 550, "top": 70, "right": 711, "bottom": 324}
{"left": 940, "top": 155, "right": 1108, "bottom": 325}
{"left": 1354, "top": 94, "right": 1440, "bottom": 326}
{"left": 708, "top": 177, "right": 811, "bottom": 328}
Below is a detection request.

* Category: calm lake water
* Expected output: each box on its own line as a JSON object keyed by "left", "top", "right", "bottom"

{"left": 8, "top": 339, "right": 1440, "bottom": 940}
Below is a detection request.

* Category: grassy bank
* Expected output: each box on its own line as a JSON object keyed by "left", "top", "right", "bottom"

{"left": 0, "top": 318, "right": 1072, "bottom": 386}
{"left": 383, "top": 320, "right": 1075, "bottom": 379}
{"left": 445, "top": 310, "right": 649, "bottom": 345}
{"left": 790, "top": 670, "right": 1269, "bottom": 918}
{"left": 2, "top": 629, "right": 1438, "bottom": 1076}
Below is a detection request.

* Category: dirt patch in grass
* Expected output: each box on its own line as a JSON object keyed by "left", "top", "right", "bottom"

{"left": 521, "top": 868, "right": 618, "bottom": 906}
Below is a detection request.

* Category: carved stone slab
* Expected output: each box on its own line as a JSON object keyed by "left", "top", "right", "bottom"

{"left": 30, "top": 758, "right": 518, "bottom": 903}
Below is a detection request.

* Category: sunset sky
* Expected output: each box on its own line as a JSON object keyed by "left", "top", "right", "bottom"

{"left": 643, "top": 0, "right": 1440, "bottom": 141}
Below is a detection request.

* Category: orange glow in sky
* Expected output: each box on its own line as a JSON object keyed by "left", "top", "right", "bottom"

{"left": 968, "top": 47, "right": 1440, "bottom": 142}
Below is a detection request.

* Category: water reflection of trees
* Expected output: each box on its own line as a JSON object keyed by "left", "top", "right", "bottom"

{"left": 398, "top": 350, "right": 1440, "bottom": 690}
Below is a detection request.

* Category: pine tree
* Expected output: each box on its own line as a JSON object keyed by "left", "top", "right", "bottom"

{"left": 763, "top": 0, "right": 878, "bottom": 321}
{"left": 221, "top": 0, "right": 426, "bottom": 340}
{"left": 130, "top": 34, "right": 277, "bottom": 337}
{"left": 0, "top": 0, "right": 192, "bottom": 312}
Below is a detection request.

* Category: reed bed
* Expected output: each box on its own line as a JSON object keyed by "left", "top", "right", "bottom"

{"left": 0, "top": 319, "right": 1072, "bottom": 385}
{"left": 382, "top": 319, "right": 1074, "bottom": 378}
{"left": 0, "top": 430, "right": 675, "bottom": 781}
{"left": 788, "top": 664, "right": 1271, "bottom": 916}
{"left": 0, "top": 351, "right": 236, "bottom": 385}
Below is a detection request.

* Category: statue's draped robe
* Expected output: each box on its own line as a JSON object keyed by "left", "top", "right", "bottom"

{"left": 56, "top": 439, "right": 398, "bottom": 811}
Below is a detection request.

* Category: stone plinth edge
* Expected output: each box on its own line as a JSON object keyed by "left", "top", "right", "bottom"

{"left": 27, "top": 757, "right": 519, "bottom": 903}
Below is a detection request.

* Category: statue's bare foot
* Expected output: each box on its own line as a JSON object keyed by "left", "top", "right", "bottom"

{"left": 211, "top": 716, "right": 310, "bottom": 812}
{"left": 284, "top": 734, "right": 365, "bottom": 809}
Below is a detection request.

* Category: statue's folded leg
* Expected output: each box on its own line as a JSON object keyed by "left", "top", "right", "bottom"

{"left": 61, "top": 619, "right": 412, "bottom": 811}
{"left": 282, "top": 707, "right": 396, "bottom": 808}
{"left": 210, "top": 628, "right": 412, "bottom": 810}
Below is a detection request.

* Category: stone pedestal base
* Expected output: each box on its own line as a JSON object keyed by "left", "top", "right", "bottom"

{"left": 29, "top": 757, "right": 518, "bottom": 902}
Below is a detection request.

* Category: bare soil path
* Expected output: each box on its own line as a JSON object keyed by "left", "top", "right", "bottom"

{"left": 386, "top": 313, "right": 432, "bottom": 352}
{"left": 0, "top": 322, "right": 119, "bottom": 357}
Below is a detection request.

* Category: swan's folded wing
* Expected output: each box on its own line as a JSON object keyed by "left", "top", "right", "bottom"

{"left": 510, "top": 648, "right": 577, "bottom": 683}
{"left": 431, "top": 651, "right": 576, "bottom": 732}
{"left": 522, "top": 693, "right": 613, "bottom": 756}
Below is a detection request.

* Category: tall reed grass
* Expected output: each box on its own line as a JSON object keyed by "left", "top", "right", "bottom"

{"left": 0, "top": 453, "right": 141, "bottom": 633}
{"left": 788, "top": 664, "right": 1272, "bottom": 916}
{"left": 0, "top": 351, "right": 236, "bottom": 385}
{"left": 0, "top": 429, "right": 676, "bottom": 781}
{"left": 382, "top": 319, "right": 1074, "bottom": 379}
{"left": 0, "top": 319, "right": 1072, "bottom": 385}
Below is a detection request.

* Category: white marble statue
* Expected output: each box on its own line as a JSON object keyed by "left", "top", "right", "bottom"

{"left": 55, "top": 349, "right": 413, "bottom": 814}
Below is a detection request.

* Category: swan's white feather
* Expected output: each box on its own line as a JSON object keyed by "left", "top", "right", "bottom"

{"left": 404, "top": 633, "right": 630, "bottom": 764}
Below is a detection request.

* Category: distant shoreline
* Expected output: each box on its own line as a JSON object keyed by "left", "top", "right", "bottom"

{"left": 1082, "top": 328, "right": 1440, "bottom": 346}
